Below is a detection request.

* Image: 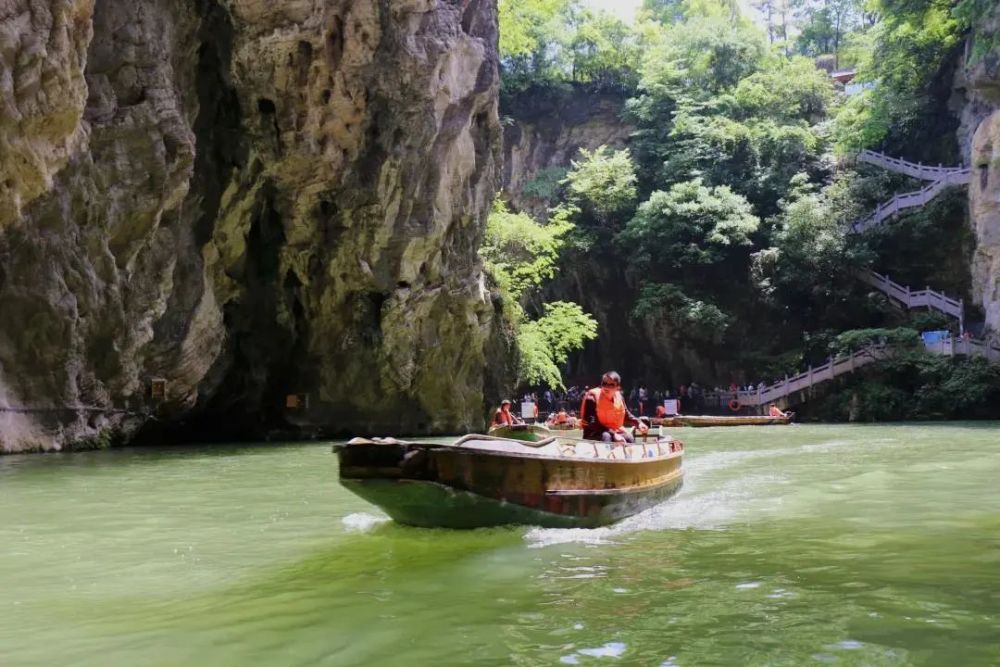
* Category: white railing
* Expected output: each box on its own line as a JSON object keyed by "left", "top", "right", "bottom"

{"left": 850, "top": 178, "right": 961, "bottom": 232}
{"left": 856, "top": 150, "right": 971, "bottom": 183}
{"left": 848, "top": 152, "right": 970, "bottom": 233}
{"left": 858, "top": 269, "right": 963, "bottom": 330}
{"left": 701, "top": 345, "right": 888, "bottom": 407}
{"left": 700, "top": 334, "right": 1000, "bottom": 407}
{"left": 924, "top": 336, "right": 1000, "bottom": 362}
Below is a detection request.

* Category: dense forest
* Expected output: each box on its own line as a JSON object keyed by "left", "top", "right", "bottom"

{"left": 486, "top": 0, "right": 1000, "bottom": 420}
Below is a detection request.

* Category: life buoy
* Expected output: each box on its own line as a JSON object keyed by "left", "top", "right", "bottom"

{"left": 728, "top": 398, "right": 741, "bottom": 412}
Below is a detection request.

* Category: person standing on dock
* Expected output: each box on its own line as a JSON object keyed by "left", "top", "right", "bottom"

{"left": 580, "top": 371, "right": 648, "bottom": 443}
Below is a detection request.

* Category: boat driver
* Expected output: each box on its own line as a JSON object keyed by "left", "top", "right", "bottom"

{"left": 580, "top": 371, "right": 648, "bottom": 443}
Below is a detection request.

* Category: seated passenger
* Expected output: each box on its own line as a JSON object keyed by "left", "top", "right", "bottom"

{"left": 579, "top": 371, "right": 648, "bottom": 443}
{"left": 768, "top": 403, "right": 787, "bottom": 418}
{"left": 493, "top": 399, "right": 523, "bottom": 427}
{"left": 546, "top": 409, "right": 569, "bottom": 426}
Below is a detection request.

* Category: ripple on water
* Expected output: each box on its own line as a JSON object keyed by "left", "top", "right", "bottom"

{"left": 561, "top": 641, "right": 628, "bottom": 663}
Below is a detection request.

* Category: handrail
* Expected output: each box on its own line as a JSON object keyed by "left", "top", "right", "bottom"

{"left": 850, "top": 178, "right": 959, "bottom": 233}
{"left": 858, "top": 269, "right": 963, "bottom": 328}
{"left": 699, "top": 333, "right": 1000, "bottom": 406}
{"left": 856, "top": 150, "right": 971, "bottom": 182}
{"left": 849, "top": 151, "right": 970, "bottom": 233}
{"left": 924, "top": 336, "right": 1000, "bottom": 362}
{"left": 700, "top": 345, "right": 887, "bottom": 406}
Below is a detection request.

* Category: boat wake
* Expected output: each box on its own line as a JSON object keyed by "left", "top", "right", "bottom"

{"left": 341, "top": 512, "right": 390, "bottom": 532}
{"left": 525, "top": 439, "right": 856, "bottom": 546}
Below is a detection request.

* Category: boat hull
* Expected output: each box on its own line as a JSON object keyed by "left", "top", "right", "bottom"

{"left": 341, "top": 475, "right": 683, "bottom": 528}
{"left": 653, "top": 415, "right": 793, "bottom": 427}
{"left": 336, "top": 436, "right": 684, "bottom": 529}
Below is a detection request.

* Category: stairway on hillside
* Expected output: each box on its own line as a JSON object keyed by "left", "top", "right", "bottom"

{"left": 858, "top": 269, "right": 964, "bottom": 332}
{"left": 848, "top": 150, "right": 970, "bottom": 233}
{"left": 704, "top": 334, "right": 1000, "bottom": 409}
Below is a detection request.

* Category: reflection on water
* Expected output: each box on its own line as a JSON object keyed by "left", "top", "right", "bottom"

{"left": 1, "top": 424, "right": 1000, "bottom": 665}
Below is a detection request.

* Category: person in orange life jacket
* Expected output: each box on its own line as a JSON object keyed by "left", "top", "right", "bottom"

{"left": 768, "top": 403, "right": 787, "bottom": 418}
{"left": 493, "top": 399, "right": 523, "bottom": 426}
{"left": 579, "top": 371, "right": 648, "bottom": 443}
{"left": 546, "top": 409, "right": 569, "bottom": 426}
{"left": 655, "top": 403, "right": 667, "bottom": 418}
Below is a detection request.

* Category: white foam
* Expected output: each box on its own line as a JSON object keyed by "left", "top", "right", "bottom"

{"left": 524, "top": 436, "right": 878, "bottom": 546}
{"left": 341, "top": 512, "right": 389, "bottom": 532}
{"left": 578, "top": 642, "right": 627, "bottom": 658}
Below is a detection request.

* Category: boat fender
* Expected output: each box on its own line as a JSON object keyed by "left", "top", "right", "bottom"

{"left": 728, "top": 398, "right": 741, "bottom": 412}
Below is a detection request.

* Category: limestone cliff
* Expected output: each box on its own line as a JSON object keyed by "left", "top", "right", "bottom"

{"left": 958, "top": 8, "right": 1000, "bottom": 337}
{"left": 502, "top": 86, "right": 632, "bottom": 220}
{"left": 0, "top": 0, "right": 512, "bottom": 452}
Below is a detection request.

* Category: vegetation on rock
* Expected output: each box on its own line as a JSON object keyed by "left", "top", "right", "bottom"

{"left": 494, "top": 0, "right": 994, "bottom": 420}
{"left": 481, "top": 200, "right": 597, "bottom": 388}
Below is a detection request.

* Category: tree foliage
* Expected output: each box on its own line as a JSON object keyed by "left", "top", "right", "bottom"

{"left": 491, "top": 0, "right": 996, "bottom": 409}
{"left": 498, "top": 0, "right": 643, "bottom": 93}
{"left": 481, "top": 199, "right": 574, "bottom": 300}
{"left": 633, "top": 283, "right": 731, "bottom": 343}
{"left": 618, "top": 179, "right": 759, "bottom": 272}
{"left": 830, "top": 0, "right": 962, "bottom": 155}
{"left": 481, "top": 200, "right": 598, "bottom": 389}
{"left": 563, "top": 147, "right": 639, "bottom": 222}
{"left": 518, "top": 302, "right": 599, "bottom": 387}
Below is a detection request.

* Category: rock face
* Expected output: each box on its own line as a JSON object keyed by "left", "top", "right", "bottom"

{"left": 958, "top": 10, "right": 1000, "bottom": 337}
{"left": 502, "top": 87, "right": 632, "bottom": 220}
{"left": 0, "top": 0, "right": 511, "bottom": 452}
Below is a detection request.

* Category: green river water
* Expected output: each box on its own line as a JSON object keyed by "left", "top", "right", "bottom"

{"left": 1, "top": 423, "right": 998, "bottom": 666}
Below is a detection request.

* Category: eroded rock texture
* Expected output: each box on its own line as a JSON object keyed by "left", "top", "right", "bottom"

{"left": 958, "top": 9, "right": 1000, "bottom": 338}
{"left": 0, "top": 0, "right": 511, "bottom": 452}
{"left": 502, "top": 87, "right": 632, "bottom": 220}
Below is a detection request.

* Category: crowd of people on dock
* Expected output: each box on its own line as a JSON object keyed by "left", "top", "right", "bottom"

{"left": 494, "top": 372, "right": 788, "bottom": 440}
{"left": 512, "top": 380, "right": 777, "bottom": 417}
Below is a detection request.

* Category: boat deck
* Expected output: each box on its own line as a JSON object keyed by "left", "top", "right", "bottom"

{"left": 457, "top": 434, "right": 680, "bottom": 461}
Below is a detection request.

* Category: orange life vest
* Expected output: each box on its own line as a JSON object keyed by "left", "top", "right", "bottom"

{"left": 582, "top": 387, "right": 626, "bottom": 430}
{"left": 494, "top": 407, "right": 514, "bottom": 426}
{"left": 553, "top": 411, "right": 568, "bottom": 424}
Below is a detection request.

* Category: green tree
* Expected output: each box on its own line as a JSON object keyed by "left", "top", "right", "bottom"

{"left": 751, "top": 173, "right": 869, "bottom": 332}
{"left": 618, "top": 178, "right": 759, "bottom": 272}
{"left": 830, "top": 0, "right": 961, "bottom": 156}
{"left": 481, "top": 200, "right": 598, "bottom": 388}
{"left": 481, "top": 199, "right": 574, "bottom": 300}
{"left": 518, "top": 302, "right": 599, "bottom": 386}
{"left": 633, "top": 283, "right": 731, "bottom": 343}
{"left": 563, "top": 146, "right": 639, "bottom": 223}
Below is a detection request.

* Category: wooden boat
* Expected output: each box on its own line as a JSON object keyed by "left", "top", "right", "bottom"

{"left": 487, "top": 423, "right": 556, "bottom": 441}
{"left": 487, "top": 423, "right": 585, "bottom": 441}
{"left": 333, "top": 432, "right": 684, "bottom": 529}
{"left": 653, "top": 414, "right": 794, "bottom": 427}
